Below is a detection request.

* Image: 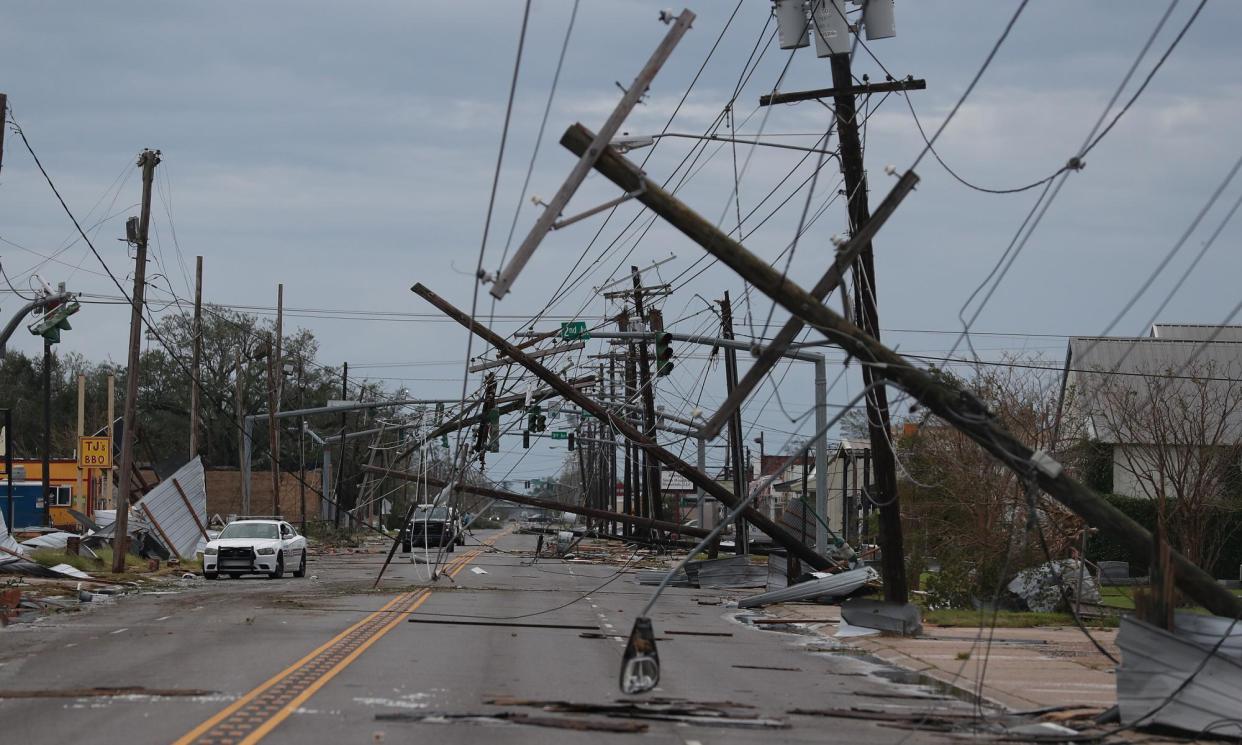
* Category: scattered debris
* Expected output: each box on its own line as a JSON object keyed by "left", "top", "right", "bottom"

{"left": 732, "top": 664, "right": 802, "bottom": 672}
{"left": 406, "top": 618, "right": 597, "bottom": 631}
{"left": 1007, "top": 559, "right": 1099, "bottom": 613}
{"left": 485, "top": 697, "right": 788, "bottom": 729}
{"left": 834, "top": 622, "right": 881, "bottom": 638}
{"left": 375, "top": 710, "right": 648, "bottom": 733}
{"left": 469, "top": 567, "right": 487, "bottom": 575}
{"left": 737, "top": 567, "right": 879, "bottom": 609}
{"left": 840, "top": 598, "right": 922, "bottom": 636}
{"left": 663, "top": 629, "right": 732, "bottom": 637}
{"left": 0, "top": 686, "right": 215, "bottom": 699}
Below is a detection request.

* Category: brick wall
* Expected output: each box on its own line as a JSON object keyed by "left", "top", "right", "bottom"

{"left": 205, "top": 468, "right": 323, "bottom": 523}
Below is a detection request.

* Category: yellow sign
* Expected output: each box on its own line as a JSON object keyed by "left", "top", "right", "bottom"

{"left": 79, "top": 436, "right": 112, "bottom": 469}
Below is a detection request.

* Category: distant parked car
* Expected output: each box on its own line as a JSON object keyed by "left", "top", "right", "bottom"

{"left": 203, "top": 519, "right": 307, "bottom": 579}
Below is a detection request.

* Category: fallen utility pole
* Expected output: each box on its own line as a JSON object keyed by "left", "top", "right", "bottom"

{"left": 113, "top": 149, "right": 159, "bottom": 573}
{"left": 488, "top": 9, "right": 695, "bottom": 299}
{"left": 410, "top": 283, "right": 834, "bottom": 572}
{"left": 367, "top": 469, "right": 710, "bottom": 539}
{"left": 556, "top": 126, "right": 1242, "bottom": 619}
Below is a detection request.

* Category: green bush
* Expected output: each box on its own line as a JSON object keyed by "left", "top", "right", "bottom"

{"left": 1086, "top": 493, "right": 1242, "bottom": 578}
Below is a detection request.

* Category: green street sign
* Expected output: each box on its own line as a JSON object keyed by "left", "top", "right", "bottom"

{"left": 560, "top": 321, "right": 589, "bottom": 341}
{"left": 550, "top": 431, "right": 569, "bottom": 441}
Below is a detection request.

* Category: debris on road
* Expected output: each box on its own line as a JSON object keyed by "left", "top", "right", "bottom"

{"left": 375, "top": 710, "right": 649, "bottom": 733}
{"left": 0, "top": 686, "right": 216, "bottom": 699}
{"left": 737, "top": 567, "right": 879, "bottom": 609}
{"left": 486, "top": 696, "right": 789, "bottom": 729}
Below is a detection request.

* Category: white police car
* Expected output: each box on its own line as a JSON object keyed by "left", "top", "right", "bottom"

{"left": 202, "top": 518, "right": 307, "bottom": 579}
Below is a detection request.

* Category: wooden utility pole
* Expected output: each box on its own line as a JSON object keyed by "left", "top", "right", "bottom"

{"left": 828, "top": 53, "right": 907, "bottom": 605}
{"left": 411, "top": 282, "right": 837, "bottom": 572}
{"left": 266, "top": 284, "right": 283, "bottom": 516}
{"left": 105, "top": 374, "right": 114, "bottom": 511}
{"left": 76, "top": 373, "right": 85, "bottom": 508}
{"left": 113, "top": 149, "right": 159, "bottom": 573}
{"left": 558, "top": 128, "right": 1242, "bottom": 618}
{"left": 266, "top": 349, "right": 280, "bottom": 516}
{"left": 189, "top": 255, "right": 203, "bottom": 459}
{"left": 298, "top": 361, "right": 307, "bottom": 532}
{"left": 630, "top": 266, "right": 663, "bottom": 523}
{"left": 335, "top": 362, "right": 347, "bottom": 527}
{"left": 0, "top": 93, "right": 6, "bottom": 176}
{"left": 719, "top": 291, "right": 748, "bottom": 554}
{"left": 235, "top": 346, "right": 246, "bottom": 514}
{"left": 616, "top": 311, "right": 636, "bottom": 535}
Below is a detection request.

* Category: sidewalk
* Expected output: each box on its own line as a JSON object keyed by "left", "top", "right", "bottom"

{"left": 766, "top": 604, "right": 1119, "bottom": 711}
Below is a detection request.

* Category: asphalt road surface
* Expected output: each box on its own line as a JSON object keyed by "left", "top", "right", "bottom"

{"left": 0, "top": 529, "right": 971, "bottom": 744}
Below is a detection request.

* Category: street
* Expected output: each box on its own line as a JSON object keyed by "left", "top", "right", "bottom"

{"left": 0, "top": 530, "right": 969, "bottom": 744}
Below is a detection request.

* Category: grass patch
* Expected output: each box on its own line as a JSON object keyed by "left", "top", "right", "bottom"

{"left": 924, "top": 608, "right": 1118, "bottom": 628}
{"left": 29, "top": 549, "right": 100, "bottom": 573}
{"left": 1099, "top": 585, "right": 1137, "bottom": 610}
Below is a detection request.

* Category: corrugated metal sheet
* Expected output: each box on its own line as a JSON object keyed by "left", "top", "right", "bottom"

{"left": 778, "top": 498, "right": 816, "bottom": 546}
{"left": 685, "top": 556, "right": 766, "bottom": 589}
{"left": 0, "top": 510, "right": 25, "bottom": 565}
{"left": 1117, "top": 613, "right": 1242, "bottom": 735}
{"left": 1151, "top": 324, "right": 1242, "bottom": 342}
{"left": 1065, "top": 336, "right": 1242, "bottom": 445}
{"left": 134, "top": 456, "right": 207, "bottom": 559}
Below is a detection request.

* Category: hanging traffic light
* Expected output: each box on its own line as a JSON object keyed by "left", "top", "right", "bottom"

{"left": 487, "top": 408, "right": 501, "bottom": 453}
{"left": 28, "top": 298, "right": 81, "bottom": 344}
{"left": 655, "top": 331, "right": 674, "bottom": 377}
{"left": 523, "top": 430, "right": 530, "bottom": 449}
{"left": 567, "top": 432, "right": 576, "bottom": 451}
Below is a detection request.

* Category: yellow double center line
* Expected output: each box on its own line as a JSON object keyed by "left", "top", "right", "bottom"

{"left": 174, "top": 538, "right": 498, "bottom": 745}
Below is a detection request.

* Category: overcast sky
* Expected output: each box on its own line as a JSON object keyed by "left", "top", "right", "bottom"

{"left": 3, "top": 1, "right": 1240, "bottom": 482}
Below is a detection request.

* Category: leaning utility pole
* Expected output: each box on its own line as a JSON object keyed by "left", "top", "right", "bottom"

{"left": 189, "top": 256, "right": 203, "bottom": 459}
{"left": 719, "top": 291, "right": 748, "bottom": 554}
{"left": 113, "top": 149, "right": 159, "bottom": 573}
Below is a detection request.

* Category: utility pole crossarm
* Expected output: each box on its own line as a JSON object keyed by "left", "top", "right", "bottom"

{"left": 411, "top": 282, "right": 836, "bottom": 572}
{"left": 556, "top": 124, "right": 1241, "bottom": 618}
{"left": 760, "top": 76, "right": 927, "bottom": 107}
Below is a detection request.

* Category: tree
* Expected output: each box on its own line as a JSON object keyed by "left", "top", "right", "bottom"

{"left": 896, "top": 358, "right": 1084, "bottom": 607}
{"left": 1077, "top": 358, "right": 1242, "bottom": 572}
